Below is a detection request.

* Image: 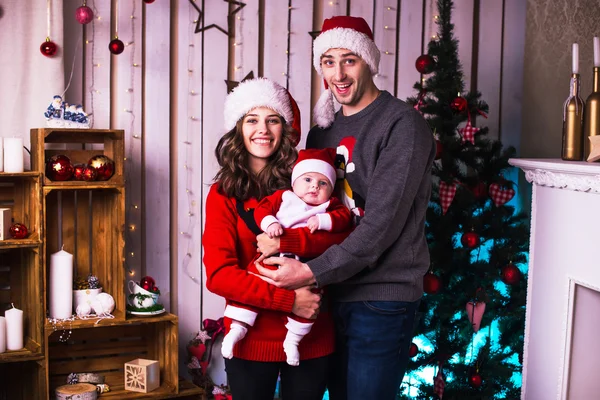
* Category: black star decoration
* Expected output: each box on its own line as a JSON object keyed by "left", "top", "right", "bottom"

{"left": 225, "top": 71, "right": 254, "bottom": 94}
{"left": 308, "top": 31, "right": 322, "bottom": 40}
{"left": 189, "top": 0, "right": 247, "bottom": 36}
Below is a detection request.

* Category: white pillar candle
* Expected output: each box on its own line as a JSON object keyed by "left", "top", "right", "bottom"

{"left": 572, "top": 43, "right": 579, "bottom": 74}
{"left": 3, "top": 137, "right": 24, "bottom": 173}
{"left": 5, "top": 304, "right": 23, "bottom": 350}
{"left": 594, "top": 37, "right": 600, "bottom": 67}
{"left": 0, "top": 316, "right": 6, "bottom": 353}
{"left": 49, "top": 249, "right": 73, "bottom": 319}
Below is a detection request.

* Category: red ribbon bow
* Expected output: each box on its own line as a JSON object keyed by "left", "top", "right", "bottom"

{"left": 202, "top": 317, "right": 225, "bottom": 339}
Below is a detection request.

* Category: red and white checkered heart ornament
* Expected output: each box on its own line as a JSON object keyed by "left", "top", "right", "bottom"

{"left": 488, "top": 182, "right": 515, "bottom": 207}
{"left": 439, "top": 181, "right": 456, "bottom": 215}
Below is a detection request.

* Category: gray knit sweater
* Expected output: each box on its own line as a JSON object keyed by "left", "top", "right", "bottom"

{"left": 306, "top": 91, "right": 435, "bottom": 302}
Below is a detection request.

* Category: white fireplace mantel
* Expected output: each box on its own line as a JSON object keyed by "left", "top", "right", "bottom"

{"left": 509, "top": 158, "right": 600, "bottom": 400}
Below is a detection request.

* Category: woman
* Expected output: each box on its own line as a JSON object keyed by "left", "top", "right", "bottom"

{"left": 202, "top": 78, "right": 347, "bottom": 400}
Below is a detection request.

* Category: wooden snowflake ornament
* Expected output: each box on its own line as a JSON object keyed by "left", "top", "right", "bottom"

{"left": 124, "top": 359, "right": 160, "bottom": 393}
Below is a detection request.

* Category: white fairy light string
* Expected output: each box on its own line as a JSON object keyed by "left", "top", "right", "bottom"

{"left": 180, "top": 0, "right": 201, "bottom": 287}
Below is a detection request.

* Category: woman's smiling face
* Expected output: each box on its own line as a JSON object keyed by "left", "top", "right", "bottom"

{"left": 241, "top": 107, "right": 284, "bottom": 173}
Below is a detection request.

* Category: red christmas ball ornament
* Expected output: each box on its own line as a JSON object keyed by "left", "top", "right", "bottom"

{"left": 9, "top": 223, "right": 28, "bottom": 239}
{"left": 415, "top": 54, "right": 435, "bottom": 74}
{"left": 470, "top": 182, "right": 488, "bottom": 200}
{"left": 423, "top": 272, "right": 442, "bottom": 294}
{"left": 435, "top": 140, "right": 443, "bottom": 160}
{"left": 40, "top": 38, "right": 58, "bottom": 57}
{"left": 143, "top": 0, "right": 156, "bottom": 3}
{"left": 153, "top": 286, "right": 159, "bottom": 292}
{"left": 73, "top": 163, "right": 87, "bottom": 181}
{"left": 409, "top": 342, "right": 419, "bottom": 358}
{"left": 46, "top": 155, "right": 74, "bottom": 181}
{"left": 501, "top": 263, "right": 521, "bottom": 285}
{"left": 461, "top": 231, "right": 480, "bottom": 249}
{"left": 75, "top": 5, "right": 94, "bottom": 24}
{"left": 109, "top": 38, "right": 125, "bottom": 55}
{"left": 140, "top": 276, "right": 156, "bottom": 291}
{"left": 450, "top": 96, "right": 468, "bottom": 113}
{"left": 469, "top": 372, "right": 483, "bottom": 388}
{"left": 87, "top": 155, "right": 115, "bottom": 181}
{"left": 83, "top": 166, "right": 98, "bottom": 181}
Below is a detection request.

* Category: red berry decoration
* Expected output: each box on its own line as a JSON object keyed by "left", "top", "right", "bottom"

{"left": 10, "top": 223, "right": 28, "bottom": 239}
{"left": 501, "top": 263, "right": 521, "bottom": 285}
{"left": 87, "top": 155, "right": 115, "bottom": 181}
{"left": 109, "top": 38, "right": 125, "bottom": 55}
{"left": 153, "top": 286, "right": 159, "bottom": 292}
{"left": 461, "top": 231, "right": 480, "bottom": 249}
{"left": 40, "top": 38, "right": 58, "bottom": 57}
{"left": 140, "top": 276, "right": 156, "bottom": 291}
{"left": 435, "top": 139, "right": 443, "bottom": 160}
{"left": 469, "top": 372, "right": 482, "bottom": 388}
{"left": 415, "top": 54, "right": 435, "bottom": 74}
{"left": 450, "top": 96, "right": 468, "bottom": 113}
{"left": 73, "top": 163, "right": 86, "bottom": 181}
{"left": 423, "top": 272, "right": 442, "bottom": 294}
{"left": 46, "top": 155, "right": 74, "bottom": 181}
{"left": 75, "top": 5, "right": 94, "bottom": 24}
{"left": 409, "top": 342, "right": 419, "bottom": 358}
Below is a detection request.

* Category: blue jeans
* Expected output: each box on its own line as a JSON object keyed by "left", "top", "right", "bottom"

{"left": 328, "top": 300, "right": 420, "bottom": 400}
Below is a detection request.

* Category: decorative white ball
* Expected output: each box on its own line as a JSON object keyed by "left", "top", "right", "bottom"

{"left": 92, "top": 293, "right": 115, "bottom": 315}
{"left": 76, "top": 302, "right": 92, "bottom": 318}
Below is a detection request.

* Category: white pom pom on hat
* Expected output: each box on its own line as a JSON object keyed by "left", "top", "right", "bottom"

{"left": 223, "top": 78, "right": 301, "bottom": 146}
{"left": 312, "top": 16, "right": 381, "bottom": 129}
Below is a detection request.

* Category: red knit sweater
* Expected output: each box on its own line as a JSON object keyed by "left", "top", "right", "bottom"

{"left": 203, "top": 184, "right": 349, "bottom": 361}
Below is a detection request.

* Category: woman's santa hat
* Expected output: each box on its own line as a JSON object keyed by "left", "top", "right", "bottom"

{"left": 291, "top": 148, "right": 337, "bottom": 187}
{"left": 224, "top": 78, "right": 301, "bottom": 146}
{"left": 312, "top": 16, "right": 380, "bottom": 129}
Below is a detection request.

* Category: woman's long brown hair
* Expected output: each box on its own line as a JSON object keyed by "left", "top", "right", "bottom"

{"left": 214, "top": 117, "right": 298, "bottom": 201}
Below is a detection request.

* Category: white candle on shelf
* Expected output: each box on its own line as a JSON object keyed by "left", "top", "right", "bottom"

{"left": 0, "top": 316, "right": 6, "bottom": 353}
{"left": 49, "top": 249, "right": 73, "bottom": 319}
{"left": 5, "top": 303, "right": 23, "bottom": 351}
{"left": 573, "top": 43, "right": 579, "bottom": 74}
{"left": 594, "top": 37, "right": 600, "bottom": 67}
{"left": 3, "top": 137, "right": 24, "bottom": 173}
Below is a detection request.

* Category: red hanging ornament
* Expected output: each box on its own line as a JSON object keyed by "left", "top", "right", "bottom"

{"left": 109, "top": 38, "right": 125, "bottom": 55}
{"left": 40, "top": 38, "right": 58, "bottom": 57}
{"left": 409, "top": 342, "right": 419, "bottom": 358}
{"left": 435, "top": 140, "right": 443, "bottom": 160}
{"left": 439, "top": 181, "right": 456, "bottom": 215}
{"left": 140, "top": 276, "right": 156, "bottom": 291}
{"left": 415, "top": 54, "right": 435, "bottom": 74}
{"left": 87, "top": 155, "right": 115, "bottom": 181}
{"left": 46, "top": 155, "right": 74, "bottom": 181}
{"left": 75, "top": 5, "right": 94, "bottom": 24}
{"left": 10, "top": 223, "right": 28, "bottom": 239}
{"left": 469, "top": 372, "right": 482, "bottom": 388}
{"left": 423, "top": 272, "right": 442, "bottom": 294}
{"left": 143, "top": 0, "right": 156, "bottom": 3}
{"left": 488, "top": 182, "right": 515, "bottom": 207}
{"left": 450, "top": 96, "right": 468, "bottom": 113}
{"left": 73, "top": 163, "right": 87, "bottom": 180}
{"left": 461, "top": 231, "right": 480, "bottom": 249}
{"left": 501, "top": 263, "right": 521, "bottom": 285}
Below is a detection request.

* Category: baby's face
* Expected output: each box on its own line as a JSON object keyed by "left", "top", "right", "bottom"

{"left": 292, "top": 172, "right": 333, "bottom": 205}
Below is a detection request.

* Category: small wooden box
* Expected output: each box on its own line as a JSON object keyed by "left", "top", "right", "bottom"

{"left": 124, "top": 358, "right": 160, "bottom": 393}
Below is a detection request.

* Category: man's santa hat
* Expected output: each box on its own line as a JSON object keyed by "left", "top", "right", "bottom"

{"left": 291, "top": 148, "right": 337, "bottom": 187}
{"left": 224, "top": 78, "right": 301, "bottom": 146}
{"left": 312, "top": 16, "right": 380, "bottom": 129}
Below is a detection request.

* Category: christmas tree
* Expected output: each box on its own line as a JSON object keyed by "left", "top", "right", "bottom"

{"left": 401, "top": 1, "right": 529, "bottom": 399}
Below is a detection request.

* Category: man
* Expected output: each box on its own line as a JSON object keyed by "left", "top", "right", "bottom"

{"left": 256, "top": 16, "right": 435, "bottom": 400}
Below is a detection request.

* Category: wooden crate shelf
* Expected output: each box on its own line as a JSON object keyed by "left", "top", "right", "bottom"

{"left": 0, "top": 248, "right": 44, "bottom": 361}
{"left": 0, "top": 172, "right": 43, "bottom": 243}
{"left": 44, "top": 187, "right": 126, "bottom": 321}
{"left": 30, "top": 128, "right": 124, "bottom": 186}
{"left": 0, "top": 360, "right": 46, "bottom": 398}
{"left": 48, "top": 314, "right": 180, "bottom": 398}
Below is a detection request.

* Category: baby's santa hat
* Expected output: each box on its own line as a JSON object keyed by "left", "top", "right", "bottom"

{"left": 291, "top": 148, "right": 337, "bottom": 187}
{"left": 224, "top": 78, "right": 301, "bottom": 146}
{"left": 312, "top": 16, "right": 380, "bottom": 129}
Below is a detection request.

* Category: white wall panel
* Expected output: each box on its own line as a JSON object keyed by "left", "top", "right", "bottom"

{"left": 397, "top": 0, "right": 424, "bottom": 101}
{"left": 234, "top": 0, "right": 260, "bottom": 81}
{"left": 373, "top": 4, "right": 398, "bottom": 93}
{"left": 264, "top": 0, "right": 289, "bottom": 88}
